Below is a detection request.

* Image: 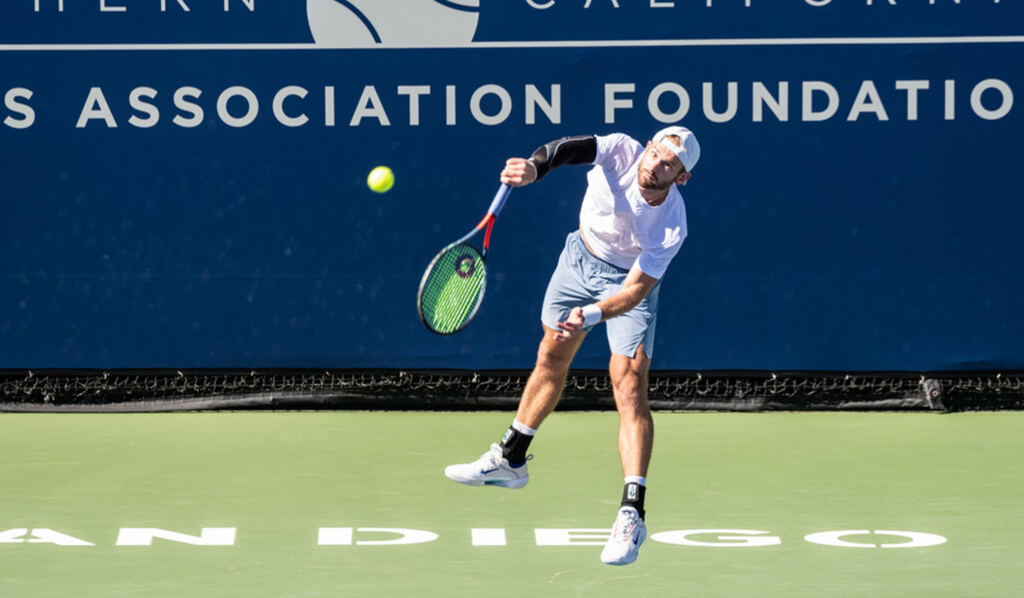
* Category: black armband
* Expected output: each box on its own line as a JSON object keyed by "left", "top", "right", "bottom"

{"left": 528, "top": 135, "right": 597, "bottom": 182}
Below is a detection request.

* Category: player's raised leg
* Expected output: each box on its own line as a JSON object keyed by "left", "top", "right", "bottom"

{"left": 444, "top": 325, "right": 586, "bottom": 488}
{"left": 515, "top": 325, "right": 588, "bottom": 429}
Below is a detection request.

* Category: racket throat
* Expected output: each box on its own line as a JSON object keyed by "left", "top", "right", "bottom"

{"left": 483, "top": 217, "right": 495, "bottom": 252}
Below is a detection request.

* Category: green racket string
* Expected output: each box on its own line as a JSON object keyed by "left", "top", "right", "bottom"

{"left": 419, "top": 244, "right": 486, "bottom": 334}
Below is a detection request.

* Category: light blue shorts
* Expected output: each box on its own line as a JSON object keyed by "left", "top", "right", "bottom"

{"left": 541, "top": 231, "right": 661, "bottom": 359}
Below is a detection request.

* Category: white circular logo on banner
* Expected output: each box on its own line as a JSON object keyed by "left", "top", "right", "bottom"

{"left": 307, "top": 0, "right": 481, "bottom": 48}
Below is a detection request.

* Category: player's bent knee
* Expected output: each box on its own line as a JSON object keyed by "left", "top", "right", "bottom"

{"left": 535, "top": 345, "right": 574, "bottom": 373}
{"left": 534, "top": 327, "right": 579, "bottom": 371}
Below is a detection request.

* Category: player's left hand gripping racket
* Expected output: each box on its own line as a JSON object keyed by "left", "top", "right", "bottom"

{"left": 417, "top": 184, "right": 512, "bottom": 335}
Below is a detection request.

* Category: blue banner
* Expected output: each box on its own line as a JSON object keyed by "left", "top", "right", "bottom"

{"left": 2, "top": 1, "right": 1022, "bottom": 371}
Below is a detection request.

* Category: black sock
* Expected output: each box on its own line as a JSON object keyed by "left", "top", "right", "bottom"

{"left": 499, "top": 426, "right": 532, "bottom": 465}
{"left": 621, "top": 482, "right": 647, "bottom": 520}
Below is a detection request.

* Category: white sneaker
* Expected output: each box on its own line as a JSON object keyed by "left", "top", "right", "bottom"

{"left": 444, "top": 444, "right": 530, "bottom": 489}
{"left": 600, "top": 507, "right": 647, "bottom": 566}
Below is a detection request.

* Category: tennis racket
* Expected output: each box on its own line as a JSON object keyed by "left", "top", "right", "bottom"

{"left": 417, "top": 184, "right": 512, "bottom": 335}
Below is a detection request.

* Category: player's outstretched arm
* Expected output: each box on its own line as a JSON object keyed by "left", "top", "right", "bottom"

{"left": 529, "top": 136, "right": 597, "bottom": 182}
{"left": 501, "top": 135, "right": 598, "bottom": 189}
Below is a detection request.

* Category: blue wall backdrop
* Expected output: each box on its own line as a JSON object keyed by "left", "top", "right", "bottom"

{"left": 1, "top": 1, "right": 1021, "bottom": 371}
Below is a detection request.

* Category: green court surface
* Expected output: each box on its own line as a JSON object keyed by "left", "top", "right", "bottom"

{"left": 1, "top": 411, "right": 1021, "bottom": 597}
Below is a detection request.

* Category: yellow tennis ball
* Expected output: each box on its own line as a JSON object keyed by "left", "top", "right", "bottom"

{"left": 367, "top": 166, "right": 394, "bottom": 193}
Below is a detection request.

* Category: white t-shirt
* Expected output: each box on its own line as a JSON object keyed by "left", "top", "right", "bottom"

{"left": 579, "top": 133, "right": 688, "bottom": 280}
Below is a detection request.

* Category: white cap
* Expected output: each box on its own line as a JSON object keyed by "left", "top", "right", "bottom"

{"left": 653, "top": 126, "right": 700, "bottom": 173}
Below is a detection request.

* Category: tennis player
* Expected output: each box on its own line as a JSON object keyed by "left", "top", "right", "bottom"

{"left": 444, "top": 126, "right": 700, "bottom": 566}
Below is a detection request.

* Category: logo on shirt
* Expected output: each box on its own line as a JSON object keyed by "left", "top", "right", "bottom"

{"left": 663, "top": 226, "right": 682, "bottom": 248}
{"left": 307, "top": 0, "right": 480, "bottom": 48}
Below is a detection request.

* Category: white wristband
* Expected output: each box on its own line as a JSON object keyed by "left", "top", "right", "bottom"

{"left": 581, "top": 304, "right": 603, "bottom": 327}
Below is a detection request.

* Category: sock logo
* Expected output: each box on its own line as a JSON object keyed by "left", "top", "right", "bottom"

{"left": 501, "top": 429, "right": 513, "bottom": 445}
{"left": 627, "top": 484, "right": 638, "bottom": 501}
{"left": 307, "top": 0, "right": 481, "bottom": 48}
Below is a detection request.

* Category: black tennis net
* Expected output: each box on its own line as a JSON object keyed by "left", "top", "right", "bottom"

{"left": 2, "top": 369, "right": 1021, "bottom": 412}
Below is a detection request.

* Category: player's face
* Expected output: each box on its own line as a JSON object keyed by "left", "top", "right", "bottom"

{"left": 638, "top": 142, "right": 687, "bottom": 191}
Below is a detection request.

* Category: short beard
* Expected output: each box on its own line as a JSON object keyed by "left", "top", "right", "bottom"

{"left": 638, "top": 169, "right": 675, "bottom": 192}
